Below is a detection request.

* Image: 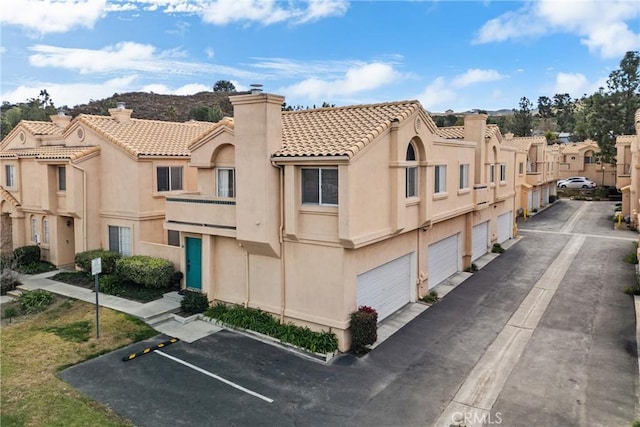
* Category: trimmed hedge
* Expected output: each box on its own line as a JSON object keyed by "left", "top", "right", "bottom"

{"left": 350, "top": 306, "right": 378, "bottom": 354}
{"left": 115, "top": 255, "right": 174, "bottom": 289}
{"left": 75, "top": 249, "right": 121, "bottom": 275}
{"left": 180, "top": 291, "right": 210, "bottom": 315}
{"left": 13, "top": 246, "right": 40, "bottom": 267}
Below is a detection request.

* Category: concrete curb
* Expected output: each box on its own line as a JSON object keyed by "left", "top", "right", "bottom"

{"left": 635, "top": 295, "right": 640, "bottom": 418}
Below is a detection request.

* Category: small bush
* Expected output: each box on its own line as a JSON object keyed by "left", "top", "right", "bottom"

{"left": 422, "top": 290, "right": 439, "bottom": 304}
{"left": 624, "top": 286, "right": 640, "bottom": 295}
{"left": 75, "top": 249, "right": 121, "bottom": 275}
{"left": 19, "top": 289, "right": 54, "bottom": 314}
{"left": 492, "top": 243, "right": 505, "bottom": 253}
{"left": 350, "top": 305, "right": 378, "bottom": 354}
{"left": 1, "top": 254, "right": 15, "bottom": 271}
{"left": 15, "top": 261, "right": 56, "bottom": 274}
{"left": 13, "top": 245, "right": 40, "bottom": 267}
{"left": 99, "top": 274, "right": 122, "bottom": 294}
{"left": 115, "top": 255, "right": 174, "bottom": 289}
{"left": 1, "top": 275, "right": 21, "bottom": 295}
{"left": 3, "top": 306, "right": 19, "bottom": 322}
{"left": 180, "top": 291, "right": 210, "bottom": 315}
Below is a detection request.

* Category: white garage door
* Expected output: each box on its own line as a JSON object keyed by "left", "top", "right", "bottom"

{"left": 472, "top": 221, "right": 489, "bottom": 261}
{"left": 497, "top": 212, "right": 512, "bottom": 244}
{"left": 357, "top": 252, "right": 414, "bottom": 322}
{"left": 527, "top": 191, "right": 533, "bottom": 211}
{"left": 428, "top": 234, "right": 460, "bottom": 287}
{"left": 531, "top": 190, "right": 540, "bottom": 210}
{"left": 542, "top": 187, "right": 549, "bottom": 205}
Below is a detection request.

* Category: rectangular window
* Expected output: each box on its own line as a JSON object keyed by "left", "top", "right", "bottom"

{"left": 490, "top": 164, "right": 495, "bottom": 183}
{"left": 5, "top": 165, "right": 15, "bottom": 187}
{"left": 302, "top": 168, "right": 338, "bottom": 206}
{"left": 43, "top": 218, "right": 50, "bottom": 244}
{"left": 217, "top": 168, "right": 236, "bottom": 198}
{"left": 157, "top": 166, "right": 183, "bottom": 192}
{"left": 108, "top": 226, "right": 131, "bottom": 256}
{"left": 518, "top": 162, "right": 524, "bottom": 175}
{"left": 31, "top": 217, "right": 38, "bottom": 242}
{"left": 459, "top": 164, "right": 469, "bottom": 190}
{"left": 500, "top": 164, "right": 507, "bottom": 182}
{"left": 435, "top": 165, "right": 447, "bottom": 194}
{"left": 406, "top": 167, "right": 418, "bottom": 198}
{"left": 58, "top": 166, "right": 66, "bottom": 191}
{"left": 168, "top": 230, "right": 180, "bottom": 247}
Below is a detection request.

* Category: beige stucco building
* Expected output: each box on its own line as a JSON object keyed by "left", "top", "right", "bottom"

{"left": 558, "top": 140, "right": 616, "bottom": 187}
{"left": 615, "top": 110, "right": 640, "bottom": 224}
{"left": 2, "top": 93, "right": 520, "bottom": 350}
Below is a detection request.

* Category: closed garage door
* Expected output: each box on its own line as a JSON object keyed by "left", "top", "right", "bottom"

{"left": 357, "top": 252, "right": 414, "bottom": 322}
{"left": 472, "top": 221, "right": 489, "bottom": 261}
{"left": 497, "top": 212, "right": 512, "bottom": 244}
{"left": 428, "top": 234, "right": 460, "bottom": 287}
{"left": 531, "top": 190, "right": 540, "bottom": 210}
{"left": 542, "top": 187, "right": 549, "bottom": 205}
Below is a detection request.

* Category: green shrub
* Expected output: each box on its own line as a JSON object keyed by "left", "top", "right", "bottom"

{"left": 98, "top": 274, "right": 164, "bottom": 303}
{"left": 1, "top": 275, "right": 21, "bottom": 295}
{"left": 75, "top": 249, "right": 121, "bottom": 274}
{"left": 99, "top": 274, "right": 122, "bottom": 294}
{"left": 15, "top": 261, "right": 56, "bottom": 274}
{"left": 350, "top": 306, "right": 378, "bottom": 354}
{"left": 1, "top": 254, "right": 15, "bottom": 270}
{"left": 422, "top": 290, "right": 439, "bottom": 304}
{"left": 492, "top": 243, "right": 505, "bottom": 253}
{"left": 180, "top": 291, "right": 210, "bottom": 315}
{"left": 19, "top": 290, "right": 54, "bottom": 314}
{"left": 624, "top": 286, "right": 640, "bottom": 295}
{"left": 13, "top": 245, "right": 41, "bottom": 267}
{"left": 204, "top": 304, "right": 338, "bottom": 354}
{"left": 115, "top": 255, "right": 174, "bottom": 289}
{"left": 624, "top": 252, "right": 639, "bottom": 264}
{"left": 3, "top": 306, "right": 19, "bottom": 322}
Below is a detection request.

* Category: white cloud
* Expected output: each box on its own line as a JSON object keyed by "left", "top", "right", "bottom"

{"left": 27, "top": 42, "right": 263, "bottom": 79}
{"left": 201, "top": 0, "right": 348, "bottom": 26}
{"left": 0, "top": 0, "right": 108, "bottom": 35}
{"left": 205, "top": 47, "right": 215, "bottom": 59}
{"left": 0, "top": 75, "right": 139, "bottom": 107}
{"left": 552, "top": 72, "right": 608, "bottom": 98}
{"left": 473, "top": 0, "right": 639, "bottom": 58}
{"left": 417, "top": 77, "right": 456, "bottom": 112}
{"left": 141, "top": 82, "right": 211, "bottom": 95}
{"left": 451, "top": 69, "right": 505, "bottom": 88}
{"left": 281, "top": 62, "right": 400, "bottom": 100}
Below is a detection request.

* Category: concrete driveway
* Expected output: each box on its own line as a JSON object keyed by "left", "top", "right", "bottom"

{"left": 60, "top": 199, "right": 638, "bottom": 427}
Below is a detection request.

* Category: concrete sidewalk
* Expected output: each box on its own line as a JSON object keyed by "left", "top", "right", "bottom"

{"left": 8, "top": 270, "right": 221, "bottom": 343}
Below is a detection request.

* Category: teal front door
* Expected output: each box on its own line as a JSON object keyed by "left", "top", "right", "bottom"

{"left": 185, "top": 237, "right": 202, "bottom": 290}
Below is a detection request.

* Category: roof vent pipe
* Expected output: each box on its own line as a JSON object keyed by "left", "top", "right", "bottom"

{"left": 250, "top": 84, "right": 263, "bottom": 95}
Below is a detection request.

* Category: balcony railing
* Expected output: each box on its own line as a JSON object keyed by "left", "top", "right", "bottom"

{"left": 165, "top": 194, "right": 236, "bottom": 232}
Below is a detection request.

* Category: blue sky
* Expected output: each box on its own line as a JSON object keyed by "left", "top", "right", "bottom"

{"left": 1, "top": 0, "right": 639, "bottom": 113}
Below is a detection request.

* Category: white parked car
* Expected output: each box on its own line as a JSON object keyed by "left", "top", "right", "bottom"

{"left": 557, "top": 177, "right": 596, "bottom": 189}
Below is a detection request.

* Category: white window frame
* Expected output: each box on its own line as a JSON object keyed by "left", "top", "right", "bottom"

{"left": 31, "top": 217, "right": 38, "bottom": 242}
{"left": 500, "top": 164, "right": 507, "bottom": 182}
{"left": 434, "top": 165, "right": 447, "bottom": 194}
{"left": 5, "top": 164, "right": 15, "bottom": 188}
{"left": 108, "top": 226, "right": 131, "bottom": 256}
{"left": 301, "top": 167, "right": 338, "bottom": 206}
{"left": 406, "top": 143, "right": 418, "bottom": 198}
{"left": 58, "top": 166, "right": 66, "bottom": 191}
{"left": 42, "top": 217, "right": 50, "bottom": 244}
{"left": 156, "top": 166, "right": 183, "bottom": 192}
{"left": 489, "top": 164, "right": 496, "bottom": 184}
{"left": 217, "top": 167, "right": 236, "bottom": 198}
{"left": 459, "top": 164, "right": 469, "bottom": 190}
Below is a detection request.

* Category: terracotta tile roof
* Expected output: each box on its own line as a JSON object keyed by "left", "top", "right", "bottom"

{"left": 187, "top": 117, "right": 235, "bottom": 149}
{"left": 559, "top": 141, "right": 599, "bottom": 154}
{"left": 0, "top": 145, "right": 100, "bottom": 161}
{"left": 274, "top": 101, "right": 437, "bottom": 158}
{"left": 20, "top": 121, "right": 65, "bottom": 136}
{"left": 0, "top": 186, "right": 21, "bottom": 208}
{"left": 77, "top": 115, "right": 218, "bottom": 157}
{"left": 436, "top": 124, "right": 503, "bottom": 140}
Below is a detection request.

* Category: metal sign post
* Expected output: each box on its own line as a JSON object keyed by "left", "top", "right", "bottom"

{"left": 91, "top": 258, "right": 102, "bottom": 338}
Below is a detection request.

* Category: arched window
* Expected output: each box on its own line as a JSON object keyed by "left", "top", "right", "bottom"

{"left": 584, "top": 150, "right": 595, "bottom": 164}
{"left": 406, "top": 143, "right": 418, "bottom": 198}
{"left": 42, "top": 218, "right": 50, "bottom": 244}
{"left": 31, "top": 216, "right": 38, "bottom": 243}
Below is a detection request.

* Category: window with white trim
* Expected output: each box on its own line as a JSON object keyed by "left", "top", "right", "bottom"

{"left": 58, "top": 166, "right": 66, "bottom": 191}
{"left": 31, "top": 217, "right": 38, "bottom": 242}
{"left": 217, "top": 168, "right": 235, "bottom": 198}
{"left": 490, "top": 164, "right": 495, "bottom": 183}
{"left": 434, "top": 165, "right": 446, "bottom": 194}
{"left": 302, "top": 168, "right": 338, "bottom": 206}
{"left": 459, "top": 164, "right": 469, "bottom": 190}
{"left": 500, "top": 164, "right": 507, "bottom": 182}
{"left": 5, "top": 165, "right": 15, "bottom": 187}
{"left": 43, "top": 218, "right": 50, "bottom": 244}
{"left": 156, "top": 166, "right": 183, "bottom": 192}
{"left": 406, "top": 143, "right": 418, "bottom": 198}
{"left": 108, "top": 226, "right": 131, "bottom": 256}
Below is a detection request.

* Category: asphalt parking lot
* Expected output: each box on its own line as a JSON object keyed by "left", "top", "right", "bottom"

{"left": 60, "top": 199, "right": 639, "bottom": 427}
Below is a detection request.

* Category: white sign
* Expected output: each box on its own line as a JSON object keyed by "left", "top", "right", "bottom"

{"left": 91, "top": 258, "right": 102, "bottom": 275}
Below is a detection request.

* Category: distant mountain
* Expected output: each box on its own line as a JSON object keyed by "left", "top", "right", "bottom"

{"left": 430, "top": 108, "right": 513, "bottom": 116}
{"left": 69, "top": 91, "right": 249, "bottom": 122}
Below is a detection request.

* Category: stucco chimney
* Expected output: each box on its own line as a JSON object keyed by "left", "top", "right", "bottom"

{"left": 108, "top": 102, "right": 133, "bottom": 123}
{"left": 49, "top": 110, "right": 71, "bottom": 128}
{"left": 464, "top": 114, "right": 488, "bottom": 183}
{"left": 230, "top": 91, "right": 285, "bottom": 257}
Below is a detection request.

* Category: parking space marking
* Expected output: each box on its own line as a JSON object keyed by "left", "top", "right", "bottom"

{"left": 154, "top": 350, "right": 274, "bottom": 403}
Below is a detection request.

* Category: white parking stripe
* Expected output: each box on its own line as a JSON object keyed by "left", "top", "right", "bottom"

{"left": 154, "top": 350, "right": 274, "bottom": 403}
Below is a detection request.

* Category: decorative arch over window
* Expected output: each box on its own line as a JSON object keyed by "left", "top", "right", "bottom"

{"left": 212, "top": 144, "right": 236, "bottom": 198}
{"left": 406, "top": 142, "right": 418, "bottom": 198}
{"left": 584, "top": 150, "right": 596, "bottom": 164}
